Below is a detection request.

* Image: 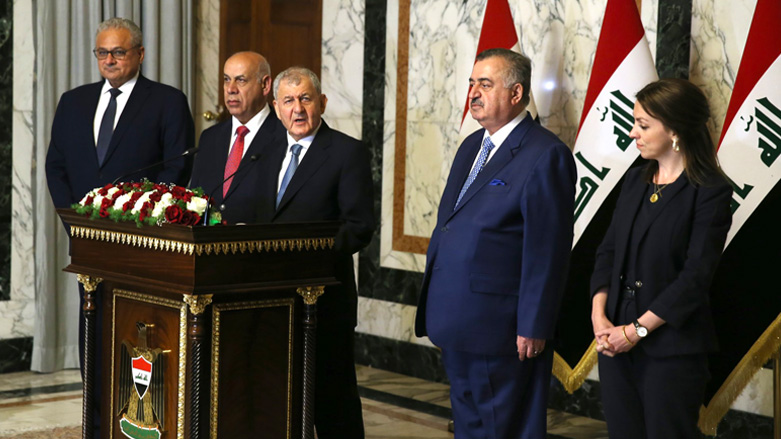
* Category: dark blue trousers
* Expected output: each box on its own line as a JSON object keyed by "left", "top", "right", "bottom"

{"left": 441, "top": 347, "right": 553, "bottom": 439}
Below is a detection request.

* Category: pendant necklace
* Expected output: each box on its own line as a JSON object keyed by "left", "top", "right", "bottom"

{"left": 650, "top": 182, "right": 669, "bottom": 203}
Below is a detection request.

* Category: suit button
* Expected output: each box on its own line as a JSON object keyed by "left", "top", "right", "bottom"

{"left": 219, "top": 204, "right": 226, "bottom": 211}
{"left": 635, "top": 280, "right": 643, "bottom": 288}
{"left": 433, "top": 265, "right": 439, "bottom": 270}
{"left": 619, "top": 274, "right": 625, "bottom": 282}
{"left": 440, "top": 226, "right": 448, "bottom": 232}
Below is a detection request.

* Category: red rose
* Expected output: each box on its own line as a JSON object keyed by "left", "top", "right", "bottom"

{"left": 130, "top": 191, "right": 144, "bottom": 203}
{"left": 190, "top": 212, "right": 201, "bottom": 225}
{"left": 99, "top": 207, "right": 110, "bottom": 218}
{"left": 122, "top": 201, "right": 133, "bottom": 213}
{"left": 149, "top": 191, "right": 162, "bottom": 202}
{"left": 101, "top": 197, "right": 112, "bottom": 209}
{"left": 171, "top": 186, "right": 187, "bottom": 199}
{"left": 84, "top": 196, "right": 94, "bottom": 206}
{"left": 165, "top": 205, "right": 184, "bottom": 223}
{"left": 138, "top": 202, "right": 153, "bottom": 221}
{"left": 180, "top": 210, "right": 196, "bottom": 226}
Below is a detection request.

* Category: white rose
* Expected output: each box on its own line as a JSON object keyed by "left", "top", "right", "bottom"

{"left": 106, "top": 187, "right": 120, "bottom": 198}
{"left": 79, "top": 190, "right": 97, "bottom": 206}
{"left": 186, "top": 197, "right": 208, "bottom": 215}
{"left": 113, "top": 193, "right": 132, "bottom": 210}
{"left": 131, "top": 192, "right": 152, "bottom": 214}
{"left": 151, "top": 193, "right": 174, "bottom": 218}
{"left": 92, "top": 195, "right": 104, "bottom": 208}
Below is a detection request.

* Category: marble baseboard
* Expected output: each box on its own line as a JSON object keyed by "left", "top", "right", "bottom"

{"left": 0, "top": 337, "right": 32, "bottom": 374}
{"left": 355, "top": 332, "right": 447, "bottom": 384}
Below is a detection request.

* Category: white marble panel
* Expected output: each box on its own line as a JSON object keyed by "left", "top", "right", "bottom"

{"left": 322, "top": 0, "right": 365, "bottom": 139}
{"left": 356, "top": 296, "right": 435, "bottom": 348}
{"left": 691, "top": 0, "right": 755, "bottom": 142}
{"left": 194, "top": 0, "right": 220, "bottom": 137}
{"left": 7, "top": 0, "right": 36, "bottom": 340}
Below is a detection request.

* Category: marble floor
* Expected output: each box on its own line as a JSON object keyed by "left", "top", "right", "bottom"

{"left": 0, "top": 365, "right": 608, "bottom": 438}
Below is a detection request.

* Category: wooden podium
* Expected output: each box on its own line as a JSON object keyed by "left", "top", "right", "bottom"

{"left": 59, "top": 210, "right": 340, "bottom": 439}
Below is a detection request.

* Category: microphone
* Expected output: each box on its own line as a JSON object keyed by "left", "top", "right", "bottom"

{"left": 111, "top": 146, "right": 200, "bottom": 185}
{"left": 201, "top": 154, "right": 260, "bottom": 225}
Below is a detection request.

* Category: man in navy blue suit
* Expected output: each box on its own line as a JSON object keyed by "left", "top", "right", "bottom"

{"left": 255, "top": 67, "right": 374, "bottom": 439}
{"left": 45, "top": 17, "right": 194, "bottom": 438}
{"left": 415, "top": 48, "right": 576, "bottom": 438}
{"left": 190, "top": 51, "right": 281, "bottom": 223}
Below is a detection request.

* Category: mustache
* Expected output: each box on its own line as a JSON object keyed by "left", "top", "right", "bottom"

{"left": 471, "top": 98, "right": 483, "bottom": 107}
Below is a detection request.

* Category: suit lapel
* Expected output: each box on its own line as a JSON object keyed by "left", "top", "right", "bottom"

{"left": 259, "top": 128, "right": 288, "bottom": 218}
{"left": 274, "top": 122, "right": 333, "bottom": 215}
{"left": 207, "top": 120, "right": 233, "bottom": 205}
{"left": 102, "top": 75, "right": 152, "bottom": 167}
{"left": 440, "top": 132, "right": 482, "bottom": 217}
{"left": 448, "top": 116, "right": 534, "bottom": 219}
{"left": 83, "top": 82, "right": 104, "bottom": 168}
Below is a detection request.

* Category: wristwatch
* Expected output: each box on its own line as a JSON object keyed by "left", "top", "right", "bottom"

{"left": 633, "top": 320, "right": 648, "bottom": 338}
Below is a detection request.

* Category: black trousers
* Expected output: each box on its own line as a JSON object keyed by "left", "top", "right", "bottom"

{"left": 314, "top": 321, "right": 364, "bottom": 439}
{"left": 599, "top": 294, "right": 709, "bottom": 439}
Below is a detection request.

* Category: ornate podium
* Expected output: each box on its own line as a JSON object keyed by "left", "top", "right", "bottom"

{"left": 59, "top": 209, "right": 339, "bottom": 439}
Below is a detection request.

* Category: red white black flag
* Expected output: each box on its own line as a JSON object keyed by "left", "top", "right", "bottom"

{"left": 700, "top": 0, "right": 781, "bottom": 432}
{"left": 571, "top": 0, "right": 657, "bottom": 247}
{"left": 132, "top": 356, "right": 153, "bottom": 400}
{"left": 458, "top": 0, "right": 537, "bottom": 143}
{"left": 555, "top": 0, "right": 656, "bottom": 391}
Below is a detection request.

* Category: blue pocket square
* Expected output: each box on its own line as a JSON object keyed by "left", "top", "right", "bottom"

{"left": 489, "top": 179, "right": 507, "bottom": 186}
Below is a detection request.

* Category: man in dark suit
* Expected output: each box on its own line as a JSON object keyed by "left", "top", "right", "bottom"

{"left": 190, "top": 51, "right": 281, "bottom": 223}
{"left": 255, "top": 67, "right": 374, "bottom": 439}
{"left": 44, "top": 17, "right": 194, "bottom": 438}
{"left": 415, "top": 48, "right": 576, "bottom": 438}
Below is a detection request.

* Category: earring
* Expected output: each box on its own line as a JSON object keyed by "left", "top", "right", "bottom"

{"left": 672, "top": 138, "right": 680, "bottom": 152}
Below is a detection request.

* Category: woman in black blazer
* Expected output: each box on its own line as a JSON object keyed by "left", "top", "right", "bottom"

{"left": 590, "top": 78, "right": 733, "bottom": 439}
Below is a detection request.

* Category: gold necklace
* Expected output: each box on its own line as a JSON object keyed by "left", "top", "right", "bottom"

{"left": 650, "top": 182, "right": 669, "bottom": 203}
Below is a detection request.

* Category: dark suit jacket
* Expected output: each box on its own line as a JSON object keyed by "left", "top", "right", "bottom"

{"left": 255, "top": 121, "right": 375, "bottom": 326}
{"left": 415, "top": 114, "right": 577, "bottom": 356}
{"left": 190, "top": 111, "right": 282, "bottom": 223}
{"left": 590, "top": 167, "right": 733, "bottom": 356}
{"left": 45, "top": 75, "right": 195, "bottom": 212}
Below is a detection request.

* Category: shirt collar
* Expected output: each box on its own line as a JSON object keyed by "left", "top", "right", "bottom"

{"left": 482, "top": 111, "right": 527, "bottom": 148}
{"left": 231, "top": 103, "right": 270, "bottom": 135}
{"left": 101, "top": 70, "right": 140, "bottom": 94}
{"left": 285, "top": 121, "right": 322, "bottom": 149}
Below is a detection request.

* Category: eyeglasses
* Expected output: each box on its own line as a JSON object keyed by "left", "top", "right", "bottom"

{"left": 92, "top": 46, "right": 139, "bottom": 60}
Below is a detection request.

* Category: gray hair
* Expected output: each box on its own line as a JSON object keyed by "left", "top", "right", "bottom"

{"left": 96, "top": 17, "right": 143, "bottom": 48}
{"left": 273, "top": 67, "right": 322, "bottom": 99}
{"left": 475, "top": 48, "right": 531, "bottom": 108}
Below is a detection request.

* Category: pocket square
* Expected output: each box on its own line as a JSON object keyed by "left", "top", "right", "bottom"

{"left": 489, "top": 179, "right": 506, "bottom": 186}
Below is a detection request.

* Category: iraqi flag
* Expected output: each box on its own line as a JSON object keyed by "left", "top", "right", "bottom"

{"left": 700, "top": 0, "right": 781, "bottom": 433}
{"left": 553, "top": 0, "right": 657, "bottom": 393}
{"left": 132, "top": 356, "right": 153, "bottom": 400}
{"left": 458, "top": 0, "right": 537, "bottom": 144}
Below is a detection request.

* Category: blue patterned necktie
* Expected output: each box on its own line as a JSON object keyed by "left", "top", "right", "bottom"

{"left": 276, "top": 143, "right": 303, "bottom": 207}
{"left": 96, "top": 88, "right": 122, "bottom": 165}
{"left": 455, "top": 136, "right": 495, "bottom": 209}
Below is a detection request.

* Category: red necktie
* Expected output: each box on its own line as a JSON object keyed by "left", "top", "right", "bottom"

{"left": 223, "top": 125, "right": 250, "bottom": 197}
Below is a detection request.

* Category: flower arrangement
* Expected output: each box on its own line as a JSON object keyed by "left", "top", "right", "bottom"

{"left": 72, "top": 181, "right": 214, "bottom": 227}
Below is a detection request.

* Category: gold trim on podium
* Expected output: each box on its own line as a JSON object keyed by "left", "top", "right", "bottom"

{"left": 296, "top": 286, "right": 325, "bottom": 305}
{"left": 71, "top": 225, "right": 334, "bottom": 256}
{"left": 184, "top": 294, "right": 213, "bottom": 316}
{"left": 111, "top": 289, "right": 189, "bottom": 439}
{"left": 77, "top": 274, "right": 103, "bottom": 291}
{"left": 210, "top": 298, "right": 296, "bottom": 439}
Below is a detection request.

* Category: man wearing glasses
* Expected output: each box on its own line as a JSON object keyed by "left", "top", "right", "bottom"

{"left": 44, "top": 17, "right": 194, "bottom": 439}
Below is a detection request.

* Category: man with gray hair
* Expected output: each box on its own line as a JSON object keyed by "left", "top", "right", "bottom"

{"left": 45, "top": 16, "right": 194, "bottom": 438}
{"left": 255, "top": 66, "right": 375, "bottom": 438}
{"left": 415, "top": 48, "right": 576, "bottom": 438}
{"left": 190, "top": 51, "right": 282, "bottom": 223}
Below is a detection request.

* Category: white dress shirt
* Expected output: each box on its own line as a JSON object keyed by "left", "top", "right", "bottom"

{"left": 92, "top": 72, "right": 139, "bottom": 146}
{"left": 276, "top": 121, "right": 322, "bottom": 192}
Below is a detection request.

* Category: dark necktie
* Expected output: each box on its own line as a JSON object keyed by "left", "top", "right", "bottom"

{"left": 223, "top": 125, "right": 250, "bottom": 197}
{"left": 455, "top": 136, "right": 495, "bottom": 209}
{"left": 96, "top": 88, "right": 122, "bottom": 165}
{"left": 276, "top": 144, "right": 303, "bottom": 207}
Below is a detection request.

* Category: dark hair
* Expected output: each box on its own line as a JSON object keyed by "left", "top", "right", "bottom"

{"left": 475, "top": 48, "right": 531, "bottom": 108}
{"left": 635, "top": 78, "right": 725, "bottom": 186}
